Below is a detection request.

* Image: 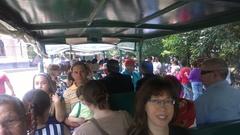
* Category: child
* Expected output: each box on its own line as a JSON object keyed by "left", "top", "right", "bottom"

{"left": 67, "top": 85, "right": 93, "bottom": 125}
{"left": 33, "top": 73, "right": 65, "bottom": 123}
{"left": 23, "top": 89, "right": 70, "bottom": 135}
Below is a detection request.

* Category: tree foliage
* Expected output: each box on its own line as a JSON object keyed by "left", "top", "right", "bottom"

{"left": 142, "top": 38, "right": 164, "bottom": 59}
{"left": 161, "top": 21, "right": 240, "bottom": 66}
{"left": 112, "top": 21, "right": 240, "bottom": 68}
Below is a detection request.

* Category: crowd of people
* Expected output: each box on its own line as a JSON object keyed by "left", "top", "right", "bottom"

{"left": 0, "top": 56, "right": 240, "bottom": 135}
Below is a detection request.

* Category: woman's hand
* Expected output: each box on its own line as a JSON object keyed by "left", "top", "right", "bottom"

{"left": 52, "top": 93, "right": 61, "bottom": 103}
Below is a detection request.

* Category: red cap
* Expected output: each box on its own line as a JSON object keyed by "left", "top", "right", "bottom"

{"left": 125, "top": 59, "right": 135, "bottom": 66}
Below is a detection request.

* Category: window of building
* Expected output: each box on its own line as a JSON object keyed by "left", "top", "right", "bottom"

{"left": 0, "top": 40, "right": 6, "bottom": 56}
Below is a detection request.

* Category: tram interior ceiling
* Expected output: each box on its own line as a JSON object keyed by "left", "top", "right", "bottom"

{"left": 0, "top": 0, "right": 240, "bottom": 56}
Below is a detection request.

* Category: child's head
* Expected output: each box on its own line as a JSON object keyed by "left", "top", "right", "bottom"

{"left": 23, "top": 89, "right": 51, "bottom": 127}
{"left": 33, "top": 73, "right": 55, "bottom": 94}
{"left": 81, "top": 80, "right": 109, "bottom": 110}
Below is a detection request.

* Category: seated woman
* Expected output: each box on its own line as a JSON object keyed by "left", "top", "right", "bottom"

{"left": 22, "top": 89, "right": 70, "bottom": 135}
{"left": 128, "top": 77, "right": 190, "bottom": 135}
{"left": 0, "top": 94, "right": 27, "bottom": 135}
{"left": 33, "top": 73, "right": 65, "bottom": 123}
{"left": 164, "top": 75, "right": 196, "bottom": 128}
{"left": 64, "top": 61, "right": 90, "bottom": 115}
{"left": 67, "top": 85, "right": 93, "bottom": 125}
{"left": 73, "top": 80, "right": 132, "bottom": 135}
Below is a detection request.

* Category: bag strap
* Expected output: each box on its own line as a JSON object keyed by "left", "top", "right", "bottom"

{"left": 76, "top": 102, "right": 81, "bottom": 117}
{"left": 90, "top": 118, "right": 110, "bottom": 135}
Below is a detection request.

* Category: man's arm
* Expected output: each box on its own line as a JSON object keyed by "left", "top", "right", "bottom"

{"left": 5, "top": 79, "right": 15, "bottom": 96}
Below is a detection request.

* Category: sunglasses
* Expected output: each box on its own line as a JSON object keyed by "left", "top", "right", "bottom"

{"left": 201, "top": 70, "right": 214, "bottom": 75}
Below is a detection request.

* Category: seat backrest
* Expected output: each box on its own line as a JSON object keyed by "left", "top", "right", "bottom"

{"left": 109, "top": 92, "right": 135, "bottom": 116}
{"left": 189, "top": 120, "right": 240, "bottom": 135}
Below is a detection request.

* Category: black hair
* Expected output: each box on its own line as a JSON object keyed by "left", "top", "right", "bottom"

{"left": 23, "top": 89, "right": 51, "bottom": 135}
{"left": 107, "top": 59, "right": 119, "bottom": 73}
{"left": 23, "top": 89, "right": 51, "bottom": 118}
{"left": 128, "top": 77, "right": 178, "bottom": 135}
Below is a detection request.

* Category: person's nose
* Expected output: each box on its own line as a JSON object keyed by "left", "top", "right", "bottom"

{"left": 38, "top": 84, "right": 43, "bottom": 89}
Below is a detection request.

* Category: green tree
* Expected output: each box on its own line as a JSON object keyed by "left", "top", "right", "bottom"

{"left": 27, "top": 45, "right": 37, "bottom": 60}
{"left": 142, "top": 38, "right": 164, "bottom": 59}
{"left": 161, "top": 21, "right": 240, "bottom": 66}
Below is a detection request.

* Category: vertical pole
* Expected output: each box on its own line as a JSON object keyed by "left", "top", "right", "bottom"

{"left": 136, "top": 39, "right": 143, "bottom": 71}
{"left": 69, "top": 44, "right": 73, "bottom": 60}
{"left": 38, "top": 42, "right": 46, "bottom": 73}
{"left": 39, "top": 55, "right": 44, "bottom": 73}
{"left": 103, "top": 51, "right": 106, "bottom": 59}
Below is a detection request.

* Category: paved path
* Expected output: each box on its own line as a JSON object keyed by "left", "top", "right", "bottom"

{"left": 4, "top": 68, "right": 39, "bottom": 99}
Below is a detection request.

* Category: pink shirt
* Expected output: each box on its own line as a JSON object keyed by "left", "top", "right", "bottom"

{"left": 179, "top": 67, "right": 191, "bottom": 84}
{"left": 0, "top": 72, "right": 9, "bottom": 94}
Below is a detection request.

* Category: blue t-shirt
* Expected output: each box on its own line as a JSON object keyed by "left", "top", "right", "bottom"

{"left": 195, "top": 80, "right": 240, "bottom": 125}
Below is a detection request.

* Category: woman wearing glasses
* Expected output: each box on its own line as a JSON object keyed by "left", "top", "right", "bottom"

{"left": 128, "top": 77, "right": 190, "bottom": 135}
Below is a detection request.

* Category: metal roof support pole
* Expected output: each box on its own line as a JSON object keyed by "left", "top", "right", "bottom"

{"left": 75, "top": 0, "right": 106, "bottom": 38}
{"left": 103, "top": 51, "right": 106, "bottom": 59}
{"left": 38, "top": 56, "right": 44, "bottom": 73}
{"left": 38, "top": 42, "right": 47, "bottom": 73}
{"left": 136, "top": 1, "right": 188, "bottom": 27}
{"left": 137, "top": 39, "right": 143, "bottom": 70}
{"left": 69, "top": 44, "right": 73, "bottom": 60}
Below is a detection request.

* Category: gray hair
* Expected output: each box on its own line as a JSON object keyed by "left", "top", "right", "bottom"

{"left": 202, "top": 58, "right": 228, "bottom": 79}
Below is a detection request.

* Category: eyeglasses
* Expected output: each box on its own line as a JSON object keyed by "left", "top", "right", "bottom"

{"left": 148, "top": 99, "right": 175, "bottom": 107}
{"left": 0, "top": 118, "right": 22, "bottom": 128}
{"left": 201, "top": 70, "right": 214, "bottom": 75}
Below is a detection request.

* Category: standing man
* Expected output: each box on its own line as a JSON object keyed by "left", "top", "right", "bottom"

{"left": 195, "top": 58, "right": 240, "bottom": 126}
{"left": 0, "top": 71, "right": 15, "bottom": 96}
{"left": 101, "top": 59, "right": 134, "bottom": 94}
{"left": 121, "top": 58, "right": 141, "bottom": 91}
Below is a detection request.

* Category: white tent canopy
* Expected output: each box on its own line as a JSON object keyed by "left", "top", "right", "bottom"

{"left": 46, "top": 43, "right": 116, "bottom": 56}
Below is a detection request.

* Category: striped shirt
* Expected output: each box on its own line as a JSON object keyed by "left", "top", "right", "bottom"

{"left": 35, "top": 124, "right": 64, "bottom": 135}
{"left": 63, "top": 83, "right": 80, "bottom": 114}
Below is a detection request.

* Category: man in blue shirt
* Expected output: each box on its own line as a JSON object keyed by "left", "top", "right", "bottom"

{"left": 195, "top": 58, "right": 240, "bottom": 126}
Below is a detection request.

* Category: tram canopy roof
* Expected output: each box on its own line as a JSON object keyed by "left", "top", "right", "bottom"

{"left": 0, "top": 0, "right": 240, "bottom": 46}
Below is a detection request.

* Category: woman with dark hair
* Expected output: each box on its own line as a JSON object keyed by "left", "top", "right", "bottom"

{"left": 73, "top": 80, "right": 132, "bottom": 135}
{"left": 23, "top": 89, "right": 70, "bottom": 135}
{"left": 128, "top": 77, "right": 190, "bottom": 135}
{"left": 0, "top": 94, "right": 27, "bottom": 135}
